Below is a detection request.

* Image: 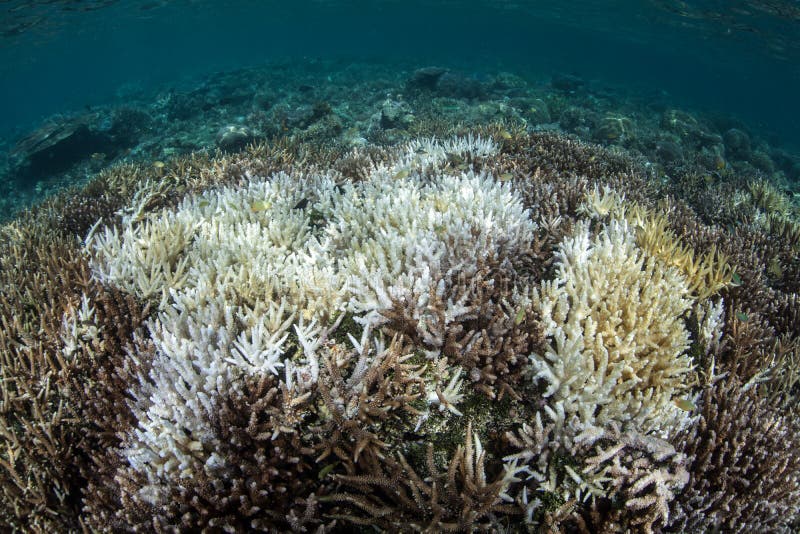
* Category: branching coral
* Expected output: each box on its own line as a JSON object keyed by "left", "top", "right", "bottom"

{"left": 530, "top": 220, "right": 697, "bottom": 437}
{"left": 3, "top": 130, "right": 800, "bottom": 532}
{"left": 329, "top": 422, "right": 519, "bottom": 531}
{"left": 578, "top": 186, "right": 735, "bottom": 300}
{"left": 503, "top": 413, "right": 689, "bottom": 532}
{"left": 668, "top": 376, "right": 800, "bottom": 533}
{"left": 0, "top": 224, "right": 95, "bottom": 533}
{"left": 380, "top": 255, "right": 543, "bottom": 401}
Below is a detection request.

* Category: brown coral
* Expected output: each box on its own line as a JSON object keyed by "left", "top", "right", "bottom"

{"left": 668, "top": 377, "right": 800, "bottom": 533}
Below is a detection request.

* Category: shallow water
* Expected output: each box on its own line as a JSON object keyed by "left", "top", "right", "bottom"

{"left": 0, "top": 0, "right": 798, "bottom": 217}
{"left": 1, "top": 0, "right": 798, "bottom": 141}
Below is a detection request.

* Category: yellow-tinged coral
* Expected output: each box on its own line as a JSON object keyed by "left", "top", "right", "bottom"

{"left": 531, "top": 220, "right": 697, "bottom": 437}
{"left": 578, "top": 186, "right": 734, "bottom": 300}
{"left": 635, "top": 213, "right": 734, "bottom": 300}
{"left": 748, "top": 178, "right": 792, "bottom": 216}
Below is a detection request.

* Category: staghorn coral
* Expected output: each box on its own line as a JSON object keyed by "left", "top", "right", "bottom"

{"left": 379, "top": 255, "right": 544, "bottom": 401}
{"left": 578, "top": 186, "right": 735, "bottom": 300}
{"left": 503, "top": 413, "right": 689, "bottom": 532}
{"left": 2, "top": 130, "right": 800, "bottom": 532}
{"left": 312, "top": 331, "right": 427, "bottom": 470}
{"left": 105, "top": 372, "right": 328, "bottom": 532}
{"left": 633, "top": 212, "right": 733, "bottom": 300}
{"left": 530, "top": 220, "right": 697, "bottom": 437}
{"left": 668, "top": 376, "right": 800, "bottom": 533}
{"left": 0, "top": 222, "right": 96, "bottom": 533}
{"left": 748, "top": 177, "right": 794, "bottom": 217}
{"left": 79, "top": 136, "right": 539, "bottom": 528}
{"left": 329, "top": 422, "right": 520, "bottom": 532}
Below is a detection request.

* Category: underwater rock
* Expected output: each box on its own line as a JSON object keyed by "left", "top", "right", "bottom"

{"left": 515, "top": 97, "right": 551, "bottom": 124}
{"left": 696, "top": 144, "right": 727, "bottom": 171}
{"left": 215, "top": 125, "right": 255, "bottom": 151}
{"left": 406, "top": 66, "right": 448, "bottom": 91}
{"left": 750, "top": 149, "right": 776, "bottom": 174}
{"left": 267, "top": 101, "right": 338, "bottom": 137}
{"left": 8, "top": 111, "right": 134, "bottom": 186}
{"left": 490, "top": 71, "right": 528, "bottom": 93}
{"left": 310, "top": 101, "right": 333, "bottom": 121}
{"left": 771, "top": 148, "right": 800, "bottom": 180}
{"left": 405, "top": 67, "right": 486, "bottom": 100}
{"left": 297, "top": 112, "right": 343, "bottom": 142}
{"left": 254, "top": 91, "right": 275, "bottom": 111}
{"left": 161, "top": 91, "right": 203, "bottom": 120}
{"left": 723, "top": 128, "right": 752, "bottom": 159}
{"left": 105, "top": 108, "right": 151, "bottom": 146}
{"left": 551, "top": 73, "right": 586, "bottom": 93}
{"left": 559, "top": 105, "right": 596, "bottom": 135}
{"left": 654, "top": 138, "right": 685, "bottom": 163}
{"left": 435, "top": 71, "right": 486, "bottom": 100}
{"left": 661, "top": 109, "right": 722, "bottom": 150}
{"left": 379, "top": 99, "right": 414, "bottom": 129}
{"left": 593, "top": 114, "right": 635, "bottom": 144}
{"left": 278, "top": 104, "right": 318, "bottom": 130}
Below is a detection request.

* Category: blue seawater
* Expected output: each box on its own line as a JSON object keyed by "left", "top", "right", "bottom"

{"left": 0, "top": 0, "right": 798, "bottom": 210}
{"left": 2, "top": 1, "right": 799, "bottom": 141}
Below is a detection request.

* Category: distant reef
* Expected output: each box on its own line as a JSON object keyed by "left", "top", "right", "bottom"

{"left": 1, "top": 61, "right": 798, "bottom": 222}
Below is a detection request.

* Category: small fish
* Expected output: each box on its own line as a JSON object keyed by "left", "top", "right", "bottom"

{"left": 514, "top": 307, "right": 526, "bottom": 325}
{"left": 250, "top": 200, "right": 271, "bottom": 212}
{"left": 318, "top": 462, "right": 338, "bottom": 480}
{"left": 90, "top": 152, "right": 106, "bottom": 161}
{"left": 392, "top": 168, "right": 411, "bottom": 180}
{"left": 736, "top": 311, "right": 749, "bottom": 322}
{"left": 731, "top": 272, "right": 742, "bottom": 286}
{"left": 498, "top": 173, "right": 514, "bottom": 182}
{"left": 499, "top": 130, "right": 512, "bottom": 140}
{"left": 153, "top": 160, "right": 166, "bottom": 169}
{"left": 198, "top": 200, "right": 210, "bottom": 208}
{"left": 674, "top": 398, "right": 695, "bottom": 411}
{"left": 293, "top": 198, "right": 309, "bottom": 210}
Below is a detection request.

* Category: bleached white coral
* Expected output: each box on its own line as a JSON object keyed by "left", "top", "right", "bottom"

{"left": 577, "top": 184, "right": 626, "bottom": 219}
{"left": 337, "top": 170, "right": 536, "bottom": 324}
{"left": 86, "top": 138, "right": 533, "bottom": 492}
{"left": 427, "top": 365, "right": 466, "bottom": 416}
{"left": 531, "top": 220, "right": 696, "bottom": 438}
{"left": 60, "top": 293, "right": 102, "bottom": 360}
{"left": 401, "top": 134, "right": 499, "bottom": 168}
{"left": 695, "top": 298, "right": 725, "bottom": 357}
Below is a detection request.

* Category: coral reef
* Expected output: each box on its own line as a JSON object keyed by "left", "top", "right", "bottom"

{"left": 1, "top": 126, "right": 799, "bottom": 533}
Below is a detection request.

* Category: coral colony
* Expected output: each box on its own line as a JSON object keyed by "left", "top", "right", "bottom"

{"left": 1, "top": 129, "right": 799, "bottom": 533}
